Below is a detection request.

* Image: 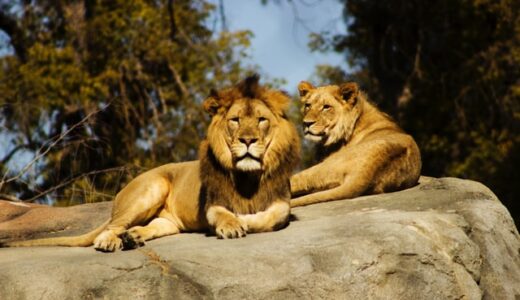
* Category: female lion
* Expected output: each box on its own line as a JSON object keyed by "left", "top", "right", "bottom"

{"left": 290, "top": 81, "right": 421, "bottom": 207}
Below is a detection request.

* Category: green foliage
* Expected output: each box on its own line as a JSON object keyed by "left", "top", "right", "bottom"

{"left": 0, "top": 0, "right": 253, "bottom": 205}
{"left": 311, "top": 64, "right": 349, "bottom": 86}
{"left": 313, "top": 0, "right": 520, "bottom": 223}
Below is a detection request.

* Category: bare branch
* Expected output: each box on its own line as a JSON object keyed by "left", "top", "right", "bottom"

{"left": 0, "top": 103, "right": 110, "bottom": 192}
{"left": 168, "top": 63, "right": 190, "bottom": 97}
{"left": 218, "top": 0, "right": 228, "bottom": 32}
{"left": 176, "top": 23, "right": 222, "bottom": 70}
{"left": 167, "top": 0, "right": 178, "bottom": 42}
{"left": 24, "top": 166, "right": 130, "bottom": 203}
{"left": 0, "top": 193, "right": 22, "bottom": 202}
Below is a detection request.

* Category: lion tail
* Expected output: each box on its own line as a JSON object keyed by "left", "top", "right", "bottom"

{"left": 0, "top": 219, "right": 110, "bottom": 248}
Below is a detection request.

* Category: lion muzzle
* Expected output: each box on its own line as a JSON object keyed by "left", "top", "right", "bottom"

{"left": 233, "top": 142, "right": 264, "bottom": 172}
{"left": 304, "top": 127, "right": 326, "bottom": 142}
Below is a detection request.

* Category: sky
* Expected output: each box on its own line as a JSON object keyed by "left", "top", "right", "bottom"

{"left": 220, "top": 0, "right": 349, "bottom": 92}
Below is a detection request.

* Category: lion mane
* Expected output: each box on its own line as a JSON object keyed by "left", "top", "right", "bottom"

{"left": 200, "top": 74, "right": 300, "bottom": 217}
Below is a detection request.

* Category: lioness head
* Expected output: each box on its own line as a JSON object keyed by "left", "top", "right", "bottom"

{"left": 203, "top": 75, "right": 299, "bottom": 174}
{"left": 298, "top": 81, "right": 362, "bottom": 146}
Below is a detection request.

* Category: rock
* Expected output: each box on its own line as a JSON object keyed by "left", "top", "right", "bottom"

{"left": 0, "top": 201, "right": 111, "bottom": 242}
{"left": 0, "top": 177, "right": 519, "bottom": 299}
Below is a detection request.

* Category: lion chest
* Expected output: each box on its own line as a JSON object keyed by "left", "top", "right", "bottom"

{"left": 203, "top": 169, "right": 287, "bottom": 215}
{"left": 222, "top": 178, "right": 279, "bottom": 215}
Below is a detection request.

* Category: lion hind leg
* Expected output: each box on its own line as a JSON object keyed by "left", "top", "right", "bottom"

{"left": 120, "top": 217, "right": 180, "bottom": 250}
{"left": 93, "top": 216, "right": 154, "bottom": 252}
{"left": 93, "top": 207, "right": 168, "bottom": 252}
{"left": 93, "top": 177, "right": 171, "bottom": 252}
{"left": 290, "top": 177, "right": 369, "bottom": 207}
{"left": 93, "top": 229, "right": 123, "bottom": 252}
{"left": 109, "top": 176, "right": 171, "bottom": 229}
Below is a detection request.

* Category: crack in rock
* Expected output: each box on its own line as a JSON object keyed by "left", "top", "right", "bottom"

{"left": 139, "top": 248, "right": 179, "bottom": 280}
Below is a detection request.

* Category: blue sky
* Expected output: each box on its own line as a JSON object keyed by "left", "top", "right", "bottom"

{"left": 220, "top": 0, "right": 348, "bottom": 92}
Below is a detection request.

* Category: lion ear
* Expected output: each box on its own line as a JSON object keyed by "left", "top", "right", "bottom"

{"left": 339, "top": 82, "right": 359, "bottom": 105}
{"left": 298, "top": 81, "right": 315, "bottom": 98}
{"left": 203, "top": 89, "right": 221, "bottom": 115}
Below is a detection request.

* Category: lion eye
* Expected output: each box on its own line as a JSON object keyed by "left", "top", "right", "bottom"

{"left": 229, "top": 117, "right": 239, "bottom": 123}
{"left": 322, "top": 104, "right": 332, "bottom": 111}
{"left": 303, "top": 103, "right": 311, "bottom": 111}
{"left": 258, "top": 117, "right": 268, "bottom": 123}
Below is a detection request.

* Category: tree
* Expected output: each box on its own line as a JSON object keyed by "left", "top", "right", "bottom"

{"left": 0, "top": 0, "right": 253, "bottom": 205}
{"left": 311, "top": 0, "right": 520, "bottom": 223}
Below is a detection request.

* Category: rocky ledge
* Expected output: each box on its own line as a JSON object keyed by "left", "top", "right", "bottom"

{"left": 0, "top": 177, "right": 519, "bottom": 299}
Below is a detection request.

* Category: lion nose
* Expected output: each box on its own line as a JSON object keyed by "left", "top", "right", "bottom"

{"left": 239, "top": 137, "right": 258, "bottom": 146}
{"left": 303, "top": 120, "right": 315, "bottom": 128}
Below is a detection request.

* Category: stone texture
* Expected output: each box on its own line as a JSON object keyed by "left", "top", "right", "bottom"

{"left": 0, "top": 200, "right": 111, "bottom": 242}
{"left": 0, "top": 177, "right": 519, "bottom": 300}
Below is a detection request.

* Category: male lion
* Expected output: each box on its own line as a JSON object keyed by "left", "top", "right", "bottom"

{"left": 2, "top": 75, "right": 300, "bottom": 252}
{"left": 290, "top": 81, "right": 421, "bottom": 207}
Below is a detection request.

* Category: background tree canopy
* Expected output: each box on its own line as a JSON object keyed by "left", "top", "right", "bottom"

{"left": 0, "top": 0, "right": 253, "bottom": 205}
{"left": 0, "top": 0, "right": 519, "bottom": 224}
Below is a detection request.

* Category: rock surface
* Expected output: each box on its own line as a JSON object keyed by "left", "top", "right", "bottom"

{"left": 0, "top": 177, "right": 519, "bottom": 299}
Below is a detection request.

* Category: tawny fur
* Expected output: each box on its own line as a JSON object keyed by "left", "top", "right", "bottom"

{"left": 2, "top": 75, "right": 300, "bottom": 252}
{"left": 290, "top": 81, "right": 421, "bottom": 207}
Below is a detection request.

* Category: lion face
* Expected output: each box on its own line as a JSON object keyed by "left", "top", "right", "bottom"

{"left": 298, "top": 81, "right": 361, "bottom": 146}
{"left": 203, "top": 75, "right": 300, "bottom": 175}
{"left": 224, "top": 98, "right": 275, "bottom": 172}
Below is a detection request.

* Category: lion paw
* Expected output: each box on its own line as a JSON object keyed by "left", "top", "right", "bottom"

{"left": 120, "top": 227, "right": 146, "bottom": 250}
{"left": 216, "top": 217, "right": 247, "bottom": 239}
{"left": 94, "top": 230, "right": 123, "bottom": 252}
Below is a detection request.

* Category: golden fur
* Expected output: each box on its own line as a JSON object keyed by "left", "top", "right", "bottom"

{"left": 2, "top": 75, "right": 300, "bottom": 251}
{"left": 290, "top": 81, "right": 421, "bottom": 207}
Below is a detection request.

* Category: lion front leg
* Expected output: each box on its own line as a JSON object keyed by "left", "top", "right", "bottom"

{"left": 291, "top": 165, "right": 342, "bottom": 197}
{"left": 290, "top": 172, "right": 312, "bottom": 196}
{"left": 238, "top": 200, "right": 290, "bottom": 233}
{"left": 206, "top": 205, "right": 247, "bottom": 239}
